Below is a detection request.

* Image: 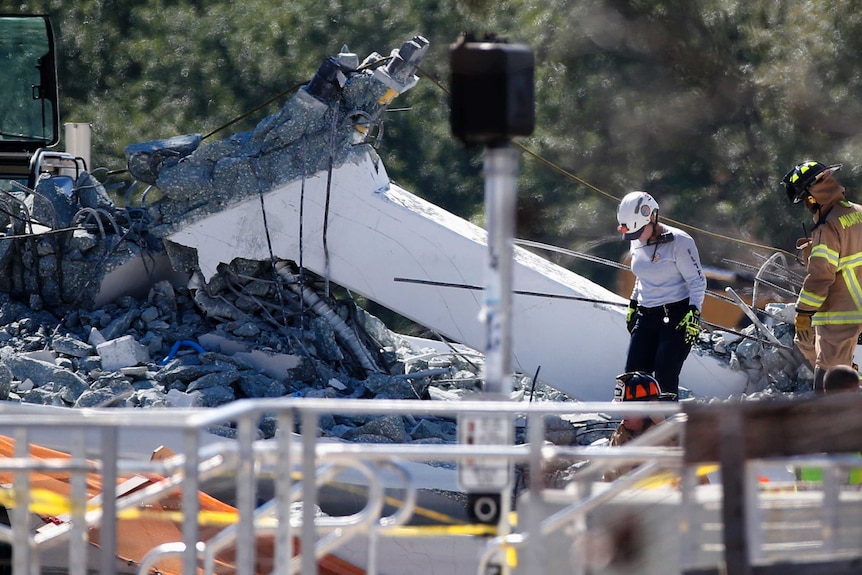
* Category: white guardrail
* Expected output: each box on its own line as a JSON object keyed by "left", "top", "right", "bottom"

{"left": 0, "top": 398, "right": 859, "bottom": 575}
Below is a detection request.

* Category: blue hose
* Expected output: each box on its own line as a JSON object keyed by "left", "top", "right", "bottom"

{"left": 158, "top": 339, "right": 206, "bottom": 366}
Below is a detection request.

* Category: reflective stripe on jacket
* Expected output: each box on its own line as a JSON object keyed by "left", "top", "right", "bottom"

{"left": 797, "top": 200, "right": 862, "bottom": 325}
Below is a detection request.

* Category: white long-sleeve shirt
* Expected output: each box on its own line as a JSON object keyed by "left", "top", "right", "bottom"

{"left": 628, "top": 224, "right": 706, "bottom": 311}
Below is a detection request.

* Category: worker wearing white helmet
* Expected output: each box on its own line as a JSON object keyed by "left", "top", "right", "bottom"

{"left": 616, "top": 191, "right": 706, "bottom": 399}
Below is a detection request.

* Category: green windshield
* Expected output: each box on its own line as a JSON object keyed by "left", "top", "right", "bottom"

{"left": 0, "top": 15, "right": 59, "bottom": 150}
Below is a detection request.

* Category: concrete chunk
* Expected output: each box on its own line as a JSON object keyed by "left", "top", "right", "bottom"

{"left": 97, "top": 335, "right": 150, "bottom": 372}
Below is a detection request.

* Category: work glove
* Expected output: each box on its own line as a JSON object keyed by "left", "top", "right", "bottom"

{"left": 625, "top": 300, "right": 638, "bottom": 333}
{"left": 676, "top": 305, "right": 701, "bottom": 345}
{"left": 794, "top": 309, "right": 815, "bottom": 343}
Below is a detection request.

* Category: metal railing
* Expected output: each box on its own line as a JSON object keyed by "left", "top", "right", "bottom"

{"left": 0, "top": 397, "right": 859, "bottom": 575}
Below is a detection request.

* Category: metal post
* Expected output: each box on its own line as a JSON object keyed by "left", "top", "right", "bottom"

{"left": 64, "top": 122, "right": 91, "bottom": 171}
{"left": 301, "top": 410, "right": 319, "bottom": 575}
{"left": 482, "top": 144, "right": 519, "bottom": 396}
{"left": 526, "top": 413, "right": 546, "bottom": 574}
{"left": 13, "top": 428, "right": 31, "bottom": 575}
{"left": 720, "top": 409, "right": 750, "bottom": 575}
{"left": 483, "top": 144, "right": 519, "bottom": 574}
{"left": 450, "top": 35, "right": 533, "bottom": 569}
{"left": 237, "top": 416, "right": 257, "bottom": 574}
{"left": 275, "top": 412, "right": 295, "bottom": 575}
{"left": 70, "top": 430, "right": 87, "bottom": 575}
{"left": 182, "top": 427, "right": 201, "bottom": 575}
{"left": 100, "top": 430, "right": 119, "bottom": 575}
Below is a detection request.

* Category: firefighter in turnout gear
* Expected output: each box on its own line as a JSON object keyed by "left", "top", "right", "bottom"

{"left": 781, "top": 160, "right": 862, "bottom": 393}
{"left": 617, "top": 191, "right": 706, "bottom": 399}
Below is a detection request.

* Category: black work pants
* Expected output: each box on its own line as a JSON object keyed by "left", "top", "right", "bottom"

{"left": 624, "top": 301, "right": 692, "bottom": 398}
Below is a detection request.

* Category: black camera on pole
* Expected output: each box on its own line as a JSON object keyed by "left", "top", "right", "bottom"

{"left": 450, "top": 34, "right": 533, "bottom": 530}
{"left": 450, "top": 35, "right": 535, "bottom": 147}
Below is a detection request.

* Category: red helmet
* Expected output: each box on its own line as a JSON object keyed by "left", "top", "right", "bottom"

{"left": 613, "top": 372, "right": 677, "bottom": 402}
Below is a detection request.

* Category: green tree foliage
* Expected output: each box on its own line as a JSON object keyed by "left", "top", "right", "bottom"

{"left": 10, "top": 0, "right": 862, "bottom": 292}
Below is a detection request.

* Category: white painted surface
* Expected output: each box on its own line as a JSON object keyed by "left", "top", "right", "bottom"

{"left": 167, "top": 152, "right": 747, "bottom": 400}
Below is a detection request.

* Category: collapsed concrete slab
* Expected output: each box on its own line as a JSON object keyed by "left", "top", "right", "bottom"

{"left": 119, "top": 35, "right": 747, "bottom": 401}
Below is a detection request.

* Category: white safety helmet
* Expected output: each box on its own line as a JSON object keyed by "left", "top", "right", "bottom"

{"left": 617, "top": 191, "right": 659, "bottom": 240}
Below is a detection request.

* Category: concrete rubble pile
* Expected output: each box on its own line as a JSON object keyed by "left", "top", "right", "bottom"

{"left": 0, "top": 257, "right": 813, "bottom": 446}
{"left": 0, "top": 259, "right": 494, "bottom": 443}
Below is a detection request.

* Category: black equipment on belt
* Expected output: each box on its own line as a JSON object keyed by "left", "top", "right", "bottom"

{"left": 645, "top": 232, "right": 674, "bottom": 246}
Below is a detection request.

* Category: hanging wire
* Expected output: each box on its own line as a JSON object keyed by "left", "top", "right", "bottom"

{"left": 251, "top": 154, "right": 293, "bottom": 334}
{"left": 415, "top": 64, "right": 796, "bottom": 261}
{"left": 298, "top": 135, "right": 308, "bottom": 332}
{"left": 201, "top": 81, "right": 305, "bottom": 141}
{"left": 515, "top": 143, "right": 797, "bottom": 259}
{"left": 322, "top": 99, "right": 340, "bottom": 299}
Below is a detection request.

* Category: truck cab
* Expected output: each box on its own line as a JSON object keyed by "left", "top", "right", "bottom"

{"left": 0, "top": 14, "right": 82, "bottom": 195}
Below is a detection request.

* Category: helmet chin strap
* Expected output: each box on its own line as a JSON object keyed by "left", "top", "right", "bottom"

{"left": 806, "top": 194, "right": 834, "bottom": 231}
{"left": 805, "top": 195, "right": 821, "bottom": 214}
{"left": 649, "top": 213, "right": 661, "bottom": 240}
